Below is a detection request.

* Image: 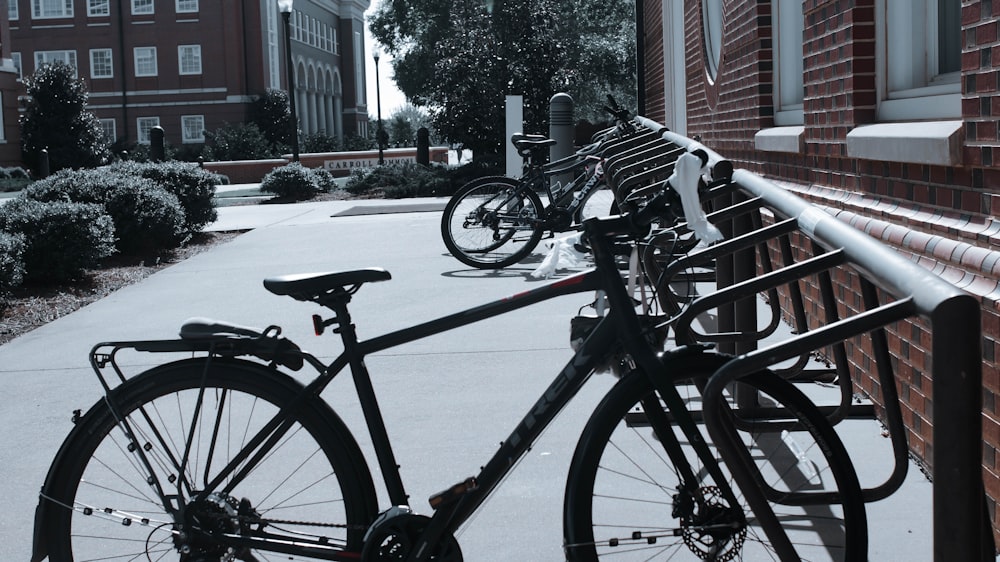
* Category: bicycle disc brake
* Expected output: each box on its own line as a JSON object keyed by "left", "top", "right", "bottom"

{"left": 361, "top": 507, "right": 462, "bottom": 562}
{"left": 676, "top": 485, "right": 745, "bottom": 561}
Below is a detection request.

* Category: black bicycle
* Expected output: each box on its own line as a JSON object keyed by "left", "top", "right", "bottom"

{"left": 32, "top": 187, "right": 867, "bottom": 561}
{"left": 440, "top": 100, "right": 636, "bottom": 270}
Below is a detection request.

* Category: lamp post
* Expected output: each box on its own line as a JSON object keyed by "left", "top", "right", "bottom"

{"left": 278, "top": 0, "right": 300, "bottom": 161}
{"left": 373, "top": 47, "right": 385, "bottom": 165}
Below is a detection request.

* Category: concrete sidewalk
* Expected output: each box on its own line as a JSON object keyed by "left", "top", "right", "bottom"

{"left": 0, "top": 197, "right": 940, "bottom": 560}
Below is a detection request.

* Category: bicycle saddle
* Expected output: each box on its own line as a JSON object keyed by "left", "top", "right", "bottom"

{"left": 511, "top": 133, "right": 556, "bottom": 151}
{"left": 263, "top": 268, "right": 392, "bottom": 301}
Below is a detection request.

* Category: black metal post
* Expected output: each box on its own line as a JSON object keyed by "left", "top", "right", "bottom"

{"left": 281, "top": 10, "right": 300, "bottom": 162}
{"left": 374, "top": 50, "right": 385, "bottom": 165}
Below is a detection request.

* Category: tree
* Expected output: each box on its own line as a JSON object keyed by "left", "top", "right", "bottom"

{"left": 369, "top": 0, "right": 636, "bottom": 156}
{"left": 249, "top": 89, "right": 295, "bottom": 153}
{"left": 20, "top": 61, "right": 111, "bottom": 173}
{"left": 388, "top": 104, "right": 436, "bottom": 147}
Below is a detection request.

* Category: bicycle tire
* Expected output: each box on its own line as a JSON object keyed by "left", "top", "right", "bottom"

{"left": 563, "top": 357, "right": 867, "bottom": 561}
{"left": 441, "top": 176, "right": 545, "bottom": 269}
{"left": 40, "top": 358, "right": 378, "bottom": 561}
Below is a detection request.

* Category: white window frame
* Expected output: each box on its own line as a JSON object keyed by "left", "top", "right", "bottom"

{"left": 88, "top": 0, "right": 109, "bottom": 16}
{"left": 34, "top": 50, "right": 78, "bottom": 75}
{"left": 131, "top": 0, "right": 153, "bottom": 15}
{"left": 89, "top": 48, "right": 113, "bottom": 78}
{"left": 133, "top": 47, "right": 157, "bottom": 77}
{"left": 32, "top": 0, "right": 73, "bottom": 19}
{"left": 9, "top": 0, "right": 19, "bottom": 20}
{"left": 136, "top": 116, "right": 160, "bottom": 144}
{"left": 178, "top": 45, "right": 202, "bottom": 75}
{"left": 99, "top": 118, "right": 117, "bottom": 143}
{"left": 176, "top": 0, "right": 198, "bottom": 13}
{"left": 875, "top": 0, "right": 961, "bottom": 121}
{"left": 772, "top": 0, "right": 804, "bottom": 126}
{"left": 181, "top": 115, "right": 205, "bottom": 143}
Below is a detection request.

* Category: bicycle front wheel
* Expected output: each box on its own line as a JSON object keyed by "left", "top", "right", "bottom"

{"left": 574, "top": 182, "right": 619, "bottom": 225}
{"left": 441, "top": 176, "right": 545, "bottom": 269}
{"left": 564, "top": 362, "right": 867, "bottom": 561}
{"left": 40, "top": 358, "right": 378, "bottom": 561}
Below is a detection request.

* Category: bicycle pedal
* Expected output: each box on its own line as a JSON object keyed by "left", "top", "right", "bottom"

{"left": 428, "top": 477, "right": 478, "bottom": 510}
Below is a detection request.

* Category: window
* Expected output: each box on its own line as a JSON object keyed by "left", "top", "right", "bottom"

{"left": 176, "top": 0, "right": 198, "bottom": 12}
{"left": 99, "top": 119, "right": 117, "bottom": 143}
{"left": 773, "top": 0, "right": 804, "bottom": 125}
{"left": 11, "top": 53, "right": 22, "bottom": 80}
{"left": 35, "top": 50, "right": 77, "bottom": 75}
{"left": 9, "top": 1, "right": 18, "bottom": 20}
{"left": 178, "top": 45, "right": 201, "bottom": 75}
{"left": 181, "top": 115, "right": 205, "bottom": 143}
{"left": 131, "top": 0, "right": 153, "bottom": 15}
{"left": 90, "top": 49, "right": 113, "bottom": 78}
{"left": 876, "top": 0, "right": 961, "bottom": 120}
{"left": 88, "top": 0, "right": 109, "bottom": 16}
{"left": 32, "top": 0, "right": 73, "bottom": 18}
{"left": 134, "top": 47, "right": 157, "bottom": 76}
{"left": 136, "top": 116, "right": 160, "bottom": 144}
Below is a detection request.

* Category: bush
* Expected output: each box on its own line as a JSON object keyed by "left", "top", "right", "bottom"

{"left": 23, "top": 168, "right": 187, "bottom": 254}
{"left": 203, "top": 122, "right": 280, "bottom": 161}
{"left": 260, "top": 163, "right": 333, "bottom": 200}
{"left": 0, "top": 199, "right": 115, "bottom": 283}
{"left": 345, "top": 163, "right": 452, "bottom": 199}
{"left": 0, "top": 231, "right": 25, "bottom": 292}
{"left": 108, "top": 160, "right": 222, "bottom": 233}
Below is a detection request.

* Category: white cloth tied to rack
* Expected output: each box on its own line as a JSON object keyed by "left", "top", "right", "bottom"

{"left": 668, "top": 150, "right": 724, "bottom": 244}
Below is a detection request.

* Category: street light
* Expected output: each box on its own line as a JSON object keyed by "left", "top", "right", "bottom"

{"left": 278, "top": 0, "right": 300, "bottom": 161}
{"left": 373, "top": 47, "right": 385, "bottom": 165}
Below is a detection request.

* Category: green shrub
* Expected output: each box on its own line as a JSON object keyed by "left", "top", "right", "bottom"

{"left": 345, "top": 163, "right": 452, "bottom": 199}
{"left": 0, "top": 231, "right": 25, "bottom": 292}
{"left": 107, "top": 160, "right": 222, "bottom": 233}
{"left": 203, "top": 122, "right": 279, "bottom": 161}
{"left": 0, "top": 199, "right": 115, "bottom": 283}
{"left": 23, "top": 168, "right": 187, "bottom": 254}
{"left": 260, "top": 163, "right": 330, "bottom": 200}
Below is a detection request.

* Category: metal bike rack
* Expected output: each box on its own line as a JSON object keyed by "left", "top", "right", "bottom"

{"left": 620, "top": 116, "right": 992, "bottom": 561}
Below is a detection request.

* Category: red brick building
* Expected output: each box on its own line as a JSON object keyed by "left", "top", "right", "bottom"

{"left": 640, "top": 0, "right": 1000, "bottom": 542}
{"left": 5, "top": 0, "right": 371, "bottom": 158}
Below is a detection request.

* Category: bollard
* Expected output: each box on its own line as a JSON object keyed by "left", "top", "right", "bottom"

{"left": 549, "top": 92, "right": 574, "bottom": 187}
{"left": 38, "top": 148, "right": 50, "bottom": 178}
{"left": 416, "top": 127, "right": 430, "bottom": 166}
{"left": 150, "top": 126, "right": 165, "bottom": 162}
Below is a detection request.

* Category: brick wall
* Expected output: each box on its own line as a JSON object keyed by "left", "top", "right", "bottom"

{"left": 644, "top": 0, "right": 1000, "bottom": 543}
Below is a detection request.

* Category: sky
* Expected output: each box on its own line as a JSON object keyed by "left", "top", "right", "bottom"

{"left": 364, "top": 4, "right": 407, "bottom": 119}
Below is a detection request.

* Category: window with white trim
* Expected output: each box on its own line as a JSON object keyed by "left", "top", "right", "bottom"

{"left": 11, "top": 53, "right": 22, "bottom": 80}
{"left": 773, "top": 0, "right": 804, "bottom": 125}
{"left": 178, "top": 45, "right": 202, "bottom": 75}
{"left": 90, "top": 48, "right": 113, "bottom": 78}
{"left": 181, "top": 115, "right": 205, "bottom": 143}
{"left": 137, "top": 116, "right": 160, "bottom": 144}
{"left": 131, "top": 0, "right": 153, "bottom": 15}
{"left": 99, "top": 118, "right": 117, "bottom": 143}
{"left": 9, "top": 1, "right": 18, "bottom": 20}
{"left": 32, "top": 0, "right": 72, "bottom": 18}
{"left": 876, "top": 0, "right": 961, "bottom": 121}
{"left": 176, "top": 0, "right": 198, "bottom": 13}
{"left": 134, "top": 47, "right": 157, "bottom": 76}
{"left": 88, "top": 0, "right": 109, "bottom": 16}
{"left": 35, "top": 50, "right": 77, "bottom": 75}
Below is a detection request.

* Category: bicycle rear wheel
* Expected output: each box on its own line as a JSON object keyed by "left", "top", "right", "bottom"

{"left": 441, "top": 176, "right": 544, "bottom": 269}
{"left": 564, "top": 359, "right": 867, "bottom": 561}
{"left": 39, "top": 358, "right": 377, "bottom": 561}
